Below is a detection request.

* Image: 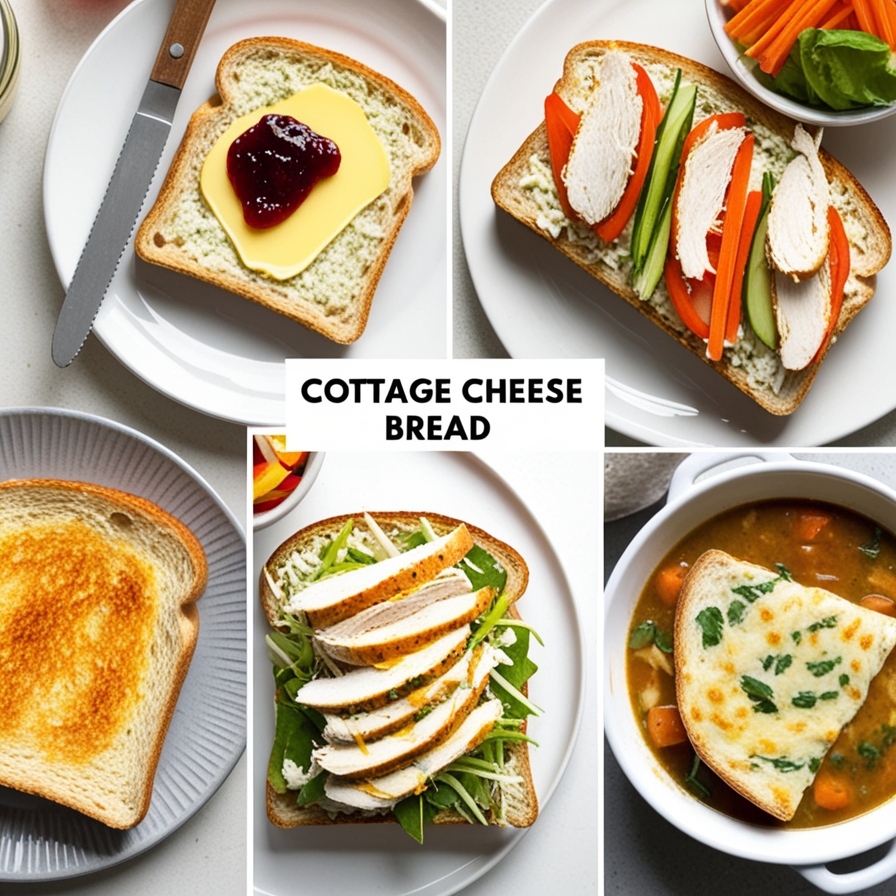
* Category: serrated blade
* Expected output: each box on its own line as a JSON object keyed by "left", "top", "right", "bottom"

{"left": 52, "top": 81, "right": 180, "bottom": 368}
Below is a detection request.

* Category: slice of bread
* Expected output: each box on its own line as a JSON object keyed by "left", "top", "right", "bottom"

{"left": 261, "top": 512, "right": 537, "bottom": 832}
{"left": 136, "top": 37, "right": 441, "bottom": 344}
{"left": 675, "top": 549, "right": 896, "bottom": 821}
{"left": 0, "top": 479, "right": 207, "bottom": 829}
{"left": 491, "top": 40, "right": 891, "bottom": 415}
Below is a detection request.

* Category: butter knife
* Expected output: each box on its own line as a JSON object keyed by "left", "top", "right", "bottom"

{"left": 52, "top": 0, "right": 217, "bottom": 367}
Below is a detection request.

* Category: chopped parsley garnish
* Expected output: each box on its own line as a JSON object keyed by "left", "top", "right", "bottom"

{"left": 684, "top": 754, "right": 712, "bottom": 798}
{"left": 792, "top": 691, "right": 818, "bottom": 709}
{"left": 741, "top": 675, "right": 778, "bottom": 713}
{"left": 839, "top": 673, "right": 850, "bottom": 687}
{"left": 807, "top": 657, "right": 841, "bottom": 677}
{"left": 728, "top": 600, "right": 747, "bottom": 626}
{"left": 859, "top": 527, "right": 883, "bottom": 559}
{"left": 752, "top": 755, "right": 804, "bottom": 772}
{"left": 731, "top": 566, "right": 793, "bottom": 605}
{"left": 628, "top": 620, "right": 673, "bottom": 654}
{"left": 695, "top": 607, "right": 724, "bottom": 648}
{"left": 820, "top": 691, "right": 839, "bottom": 700}
{"left": 807, "top": 616, "right": 838, "bottom": 633}
{"left": 809, "top": 757, "right": 821, "bottom": 774}
{"left": 858, "top": 741, "right": 882, "bottom": 769}
{"left": 830, "top": 752, "right": 845, "bottom": 767}
{"left": 762, "top": 654, "right": 792, "bottom": 675}
{"left": 791, "top": 631, "right": 802, "bottom": 645}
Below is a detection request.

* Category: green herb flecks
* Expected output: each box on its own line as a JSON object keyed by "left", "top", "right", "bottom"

{"left": 728, "top": 600, "right": 747, "bottom": 626}
{"left": 741, "top": 675, "right": 778, "bottom": 714}
{"left": 807, "top": 616, "right": 838, "bottom": 633}
{"left": 696, "top": 606, "right": 724, "bottom": 649}
{"left": 684, "top": 754, "right": 712, "bottom": 798}
{"left": 807, "top": 656, "right": 842, "bottom": 677}
{"left": 752, "top": 755, "right": 805, "bottom": 773}
{"left": 792, "top": 691, "right": 818, "bottom": 709}
{"left": 839, "top": 673, "right": 850, "bottom": 687}
{"left": 731, "top": 565, "right": 792, "bottom": 604}
{"left": 859, "top": 527, "right": 883, "bottom": 559}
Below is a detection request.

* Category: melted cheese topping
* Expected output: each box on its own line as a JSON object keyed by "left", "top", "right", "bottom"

{"left": 200, "top": 83, "right": 391, "bottom": 280}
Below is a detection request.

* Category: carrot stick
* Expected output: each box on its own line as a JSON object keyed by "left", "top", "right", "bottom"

{"left": 821, "top": 3, "right": 856, "bottom": 27}
{"left": 811, "top": 205, "right": 851, "bottom": 364}
{"left": 752, "top": 0, "right": 841, "bottom": 75}
{"left": 646, "top": 706, "right": 689, "bottom": 748}
{"left": 744, "top": 0, "right": 808, "bottom": 61}
{"left": 727, "top": 0, "right": 794, "bottom": 44}
{"left": 853, "top": 0, "right": 878, "bottom": 33}
{"left": 871, "top": 0, "right": 895, "bottom": 46}
{"left": 726, "top": 189, "right": 763, "bottom": 345}
{"left": 544, "top": 92, "right": 581, "bottom": 221}
{"left": 594, "top": 64, "right": 660, "bottom": 243}
{"left": 665, "top": 256, "right": 711, "bottom": 339}
{"left": 708, "top": 133, "right": 754, "bottom": 361}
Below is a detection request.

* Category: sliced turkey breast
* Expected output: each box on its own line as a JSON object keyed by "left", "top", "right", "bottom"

{"left": 675, "top": 124, "right": 747, "bottom": 280}
{"left": 283, "top": 524, "right": 474, "bottom": 628}
{"left": 315, "top": 567, "right": 471, "bottom": 642}
{"left": 321, "top": 646, "right": 490, "bottom": 744}
{"left": 563, "top": 50, "right": 642, "bottom": 226}
{"left": 767, "top": 124, "right": 830, "bottom": 281}
{"left": 313, "top": 646, "right": 494, "bottom": 779}
{"left": 323, "top": 698, "right": 504, "bottom": 810}
{"left": 773, "top": 257, "right": 832, "bottom": 371}
{"left": 315, "top": 585, "right": 493, "bottom": 666}
{"left": 295, "top": 625, "right": 470, "bottom": 713}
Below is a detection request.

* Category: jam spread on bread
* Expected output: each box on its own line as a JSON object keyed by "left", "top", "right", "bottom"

{"left": 226, "top": 114, "right": 341, "bottom": 228}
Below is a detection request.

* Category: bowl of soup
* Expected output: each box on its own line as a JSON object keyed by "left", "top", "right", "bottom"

{"left": 604, "top": 452, "right": 896, "bottom": 887}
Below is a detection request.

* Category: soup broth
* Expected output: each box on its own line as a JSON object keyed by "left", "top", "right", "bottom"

{"left": 627, "top": 499, "right": 896, "bottom": 828}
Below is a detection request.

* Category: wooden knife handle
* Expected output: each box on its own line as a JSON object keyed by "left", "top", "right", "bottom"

{"left": 150, "top": 0, "right": 217, "bottom": 90}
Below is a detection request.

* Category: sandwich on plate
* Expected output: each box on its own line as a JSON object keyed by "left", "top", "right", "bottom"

{"left": 0, "top": 479, "right": 207, "bottom": 829}
{"left": 137, "top": 37, "right": 441, "bottom": 344}
{"left": 259, "top": 511, "right": 540, "bottom": 842}
{"left": 491, "top": 40, "right": 890, "bottom": 415}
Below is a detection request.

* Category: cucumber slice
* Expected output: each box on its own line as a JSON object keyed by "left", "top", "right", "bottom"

{"left": 633, "top": 196, "right": 672, "bottom": 300}
{"left": 744, "top": 173, "right": 777, "bottom": 349}
{"left": 631, "top": 76, "right": 698, "bottom": 271}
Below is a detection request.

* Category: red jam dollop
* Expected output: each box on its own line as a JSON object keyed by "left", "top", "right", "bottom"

{"left": 226, "top": 114, "right": 341, "bottom": 229}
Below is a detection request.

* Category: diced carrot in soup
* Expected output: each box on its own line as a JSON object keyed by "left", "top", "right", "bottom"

{"left": 860, "top": 594, "right": 896, "bottom": 617}
{"left": 646, "top": 705, "right": 688, "bottom": 748}
{"left": 655, "top": 564, "right": 688, "bottom": 606}
{"left": 793, "top": 512, "right": 831, "bottom": 542}
{"left": 813, "top": 769, "right": 852, "bottom": 811}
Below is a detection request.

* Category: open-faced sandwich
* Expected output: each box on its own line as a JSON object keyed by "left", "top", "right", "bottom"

{"left": 259, "top": 511, "right": 539, "bottom": 842}
{"left": 136, "top": 37, "right": 441, "bottom": 344}
{"left": 491, "top": 41, "right": 891, "bottom": 415}
{"left": 628, "top": 499, "right": 896, "bottom": 826}
{"left": 0, "top": 479, "right": 207, "bottom": 829}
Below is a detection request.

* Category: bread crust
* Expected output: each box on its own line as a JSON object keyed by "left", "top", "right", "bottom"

{"left": 136, "top": 37, "right": 441, "bottom": 344}
{"left": 262, "top": 511, "right": 537, "bottom": 832}
{"left": 0, "top": 479, "right": 207, "bottom": 829}
{"left": 491, "top": 40, "right": 891, "bottom": 416}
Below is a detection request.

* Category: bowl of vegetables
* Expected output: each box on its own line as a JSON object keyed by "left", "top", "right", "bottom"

{"left": 707, "top": 0, "right": 896, "bottom": 125}
{"left": 252, "top": 435, "right": 324, "bottom": 529}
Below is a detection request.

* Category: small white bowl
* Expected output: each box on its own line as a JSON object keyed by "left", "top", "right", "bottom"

{"left": 252, "top": 451, "right": 325, "bottom": 530}
{"left": 706, "top": 0, "right": 896, "bottom": 127}
{"left": 604, "top": 452, "right": 896, "bottom": 893}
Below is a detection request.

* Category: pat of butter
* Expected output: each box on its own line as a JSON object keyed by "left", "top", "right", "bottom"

{"left": 200, "top": 83, "right": 391, "bottom": 281}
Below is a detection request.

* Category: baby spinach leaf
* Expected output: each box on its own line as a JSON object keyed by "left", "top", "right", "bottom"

{"left": 696, "top": 606, "right": 724, "bottom": 648}
{"left": 728, "top": 600, "right": 747, "bottom": 626}
{"left": 459, "top": 544, "right": 507, "bottom": 593}
{"left": 741, "top": 675, "right": 778, "bottom": 714}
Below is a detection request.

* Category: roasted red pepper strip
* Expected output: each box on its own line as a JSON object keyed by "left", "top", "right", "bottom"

{"left": 544, "top": 92, "right": 581, "bottom": 221}
{"left": 664, "top": 254, "right": 711, "bottom": 340}
{"left": 594, "top": 63, "right": 660, "bottom": 243}
{"left": 811, "top": 205, "right": 851, "bottom": 364}
{"left": 708, "top": 132, "right": 754, "bottom": 361}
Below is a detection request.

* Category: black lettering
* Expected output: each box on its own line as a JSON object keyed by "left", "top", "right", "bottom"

{"left": 462, "top": 378, "right": 483, "bottom": 403}
{"left": 385, "top": 379, "right": 407, "bottom": 403}
{"left": 567, "top": 378, "right": 583, "bottom": 402}
{"left": 434, "top": 379, "right": 451, "bottom": 403}
{"left": 509, "top": 379, "right": 525, "bottom": 402}
{"left": 386, "top": 416, "right": 403, "bottom": 440}
{"left": 528, "top": 379, "right": 544, "bottom": 402}
{"left": 301, "top": 378, "right": 322, "bottom": 403}
{"left": 485, "top": 379, "right": 506, "bottom": 402}
{"left": 546, "top": 378, "right": 564, "bottom": 403}
{"left": 406, "top": 416, "right": 424, "bottom": 439}
{"left": 427, "top": 416, "right": 443, "bottom": 438}
{"left": 443, "top": 416, "right": 467, "bottom": 439}
{"left": 324, "top": 379, "right": 349, "bottom": 403}
{"left": 471, "top": 416, "right": 490, "bottom": 440}
{"left": 409, "top": 379, "right": 433, "bottom": 403}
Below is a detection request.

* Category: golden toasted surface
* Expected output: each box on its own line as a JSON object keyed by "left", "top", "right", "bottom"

{"left": 0, "top": 520, "right": 157, "bottom": 764}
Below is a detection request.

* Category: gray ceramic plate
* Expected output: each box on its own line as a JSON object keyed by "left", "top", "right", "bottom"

{"left": 0, "top": 408, "right": 246, "bottom": 881}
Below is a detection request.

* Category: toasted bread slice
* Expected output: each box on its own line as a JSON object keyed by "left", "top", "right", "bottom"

{"left": 262, "top": 512, "right": 537, "bottom": 833}
{"left": 675, "top": 550, "right": 896, "bottom": 821}
{"left": 0, "top": 479, "right": 207, "bottom": 829}
{"left": 491, "top": 40, "right": 890, "bottom": 415}
{"left": 135, "top": 37, "right": 441, "bottom": 344}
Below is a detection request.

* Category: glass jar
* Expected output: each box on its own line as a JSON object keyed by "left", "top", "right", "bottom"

{"left": 0, "top": 0, "right": 19, "bottom": 124}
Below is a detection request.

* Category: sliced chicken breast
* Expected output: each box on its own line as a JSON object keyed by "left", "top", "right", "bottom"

{"left": 283, "top": 525, "right": 474, "bottom": 628}
{"left": 675, "top": 124, "right": 746, "bottom": 280}
{"left": 315, "top": 585, "right": 494, "bottom": 666}
{"left": 768, "top": 124, "right": 830, "bottom": 281}
{"left": 313, "top": 647, "right": 494, "bottom": 779}
{"left": 563, "top": 50, "right": 642, "bottom": 226}
{"left": 773, "top": 257, "right": 832, "bottom": 370}
{"left": 324, "top": 699, "right": 504, "bottom": 810}
{"left": 295, "top": 626, "right": 470, "bottom": 713}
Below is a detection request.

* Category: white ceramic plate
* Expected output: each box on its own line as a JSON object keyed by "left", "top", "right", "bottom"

{"left": 459, "top": 0, "right": 896, "bottom": 447}
{"left": 252, "top": 452, "right": 585, "bottom": 896}
{"left": 44, "top": 0, "right": 447, "bottom": 426}
{"left": 0, "top": 408, "right": 245, "bottom": 881}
